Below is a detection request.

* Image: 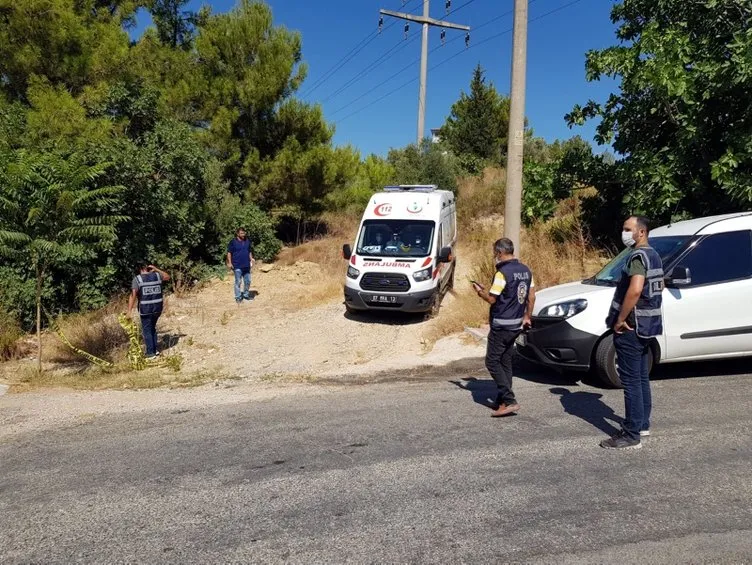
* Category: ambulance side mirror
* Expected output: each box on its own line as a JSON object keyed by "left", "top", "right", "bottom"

{"left": 438, "top": 246, "right": 452, "bottom": 263}
{"left": 342, "top": 244, "right": 352, "bottom": 260}
{"left": 666, "top": 265, "right": 691, "bottom": 287}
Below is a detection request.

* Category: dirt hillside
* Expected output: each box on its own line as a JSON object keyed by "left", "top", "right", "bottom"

{"left": 162, "top": 256, "right": 486, "bottom": 381}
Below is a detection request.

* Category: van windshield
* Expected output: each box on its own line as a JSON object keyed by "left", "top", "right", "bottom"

{"left": 357, "top": 220, "right": 435, "bottom": 258}
{"left": 588, "top": 236, "right": 691, "bottom": 285}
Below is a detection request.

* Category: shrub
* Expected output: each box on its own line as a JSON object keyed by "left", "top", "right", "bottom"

{"left": 223, "top": 203, "right": 283, "bottom": 263}
{"left": 48, "top": 303, "right": 129, "bottom": 365}
{"left": 0, "top": 309, "right": 23, "bottom": 360}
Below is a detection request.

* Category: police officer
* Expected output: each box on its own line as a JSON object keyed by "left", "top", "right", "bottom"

{"left": 473, "top": 238, "right": 535, "bottom": 417}
{"left": 128, "top": 262, "right": 170, "bottom": 359}
{"left": 601, "top": 216, "right": 664, "bottom": 450}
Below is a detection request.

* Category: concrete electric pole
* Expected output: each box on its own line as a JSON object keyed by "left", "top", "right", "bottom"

{"left": 379, "top": 0, "right": 470, "bottom": 144}
{"left": 503, "top": 0, "right": 528, "bottom": 254}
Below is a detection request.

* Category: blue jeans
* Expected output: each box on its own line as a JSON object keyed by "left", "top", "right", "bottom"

{"left": 614, "top": 330, "right": 652, "bottom": 440}
{"left": 140, "top": 313, "right": 160, "bottom": 357}
{"left": 234, "top": 267, "right": 251, "bottom": 300}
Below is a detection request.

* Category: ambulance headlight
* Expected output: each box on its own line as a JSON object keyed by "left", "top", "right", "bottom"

{"left": 538, "top": 299, "right": 588, "bottom": 319}
{"left": 347, "top": 266, "right": 360, "bottom": 279}
{"left": 412, "top": 267, "right": 432, "bottom": 282}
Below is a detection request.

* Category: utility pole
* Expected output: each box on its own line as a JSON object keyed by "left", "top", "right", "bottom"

{"left": 503, "top": 0, "right": 528, "bottom": 254}
{"left": 380, "top": 0, "right": 470, "bottom": 144}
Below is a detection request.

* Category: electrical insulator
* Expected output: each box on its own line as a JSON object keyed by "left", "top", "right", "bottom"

{"left": 378, "top": 16, "right": 383, "bottom": 33}
{"left": 446, "top": 0, "right": 451, "bottom": 14}
{"left": 465, "top": 32, "right": 470, "bottom": 48}
{"left": 404, "top": 22, "right": 409, "bottom": 39}
{"left": 440, "top": 30, "right": 446, "bottom": 45}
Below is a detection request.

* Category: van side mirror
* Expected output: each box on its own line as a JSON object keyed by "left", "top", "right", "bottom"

{"left": 342, "top": 244, "right": 352, "bottom": 260}
{"left": 666, "top": 265, "right": 691, "bottom": 287}
{"left": 437, "top": 246, "right": 452, "bottom": 263}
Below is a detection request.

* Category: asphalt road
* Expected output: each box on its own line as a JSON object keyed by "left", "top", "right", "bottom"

{"left": 1, "top": 359, "right": 751, "bottom": 564}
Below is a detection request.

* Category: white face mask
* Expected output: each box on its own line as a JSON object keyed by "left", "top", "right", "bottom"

{"left": 621, "top": 230, "right": 636, "bottom": 248}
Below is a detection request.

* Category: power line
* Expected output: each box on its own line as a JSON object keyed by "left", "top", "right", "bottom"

{"left": 320, "top": 0, "right": 481, "bottom": 108}
{"left": 336, "top": 0, "right": 585, "bottom": 124}
{"left": 320, "top": 34, "right": 421, "bottom": 104}
{"left": 330, "top": 0, "right": 536, "bottom": 116}
{"left": 301, "top": 0, "right": 421, "bottom": 98}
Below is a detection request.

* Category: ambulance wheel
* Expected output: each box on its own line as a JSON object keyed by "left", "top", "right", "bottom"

{"left": 593, "top": 334, "right": 654, "bottom": 389}
{"left": 447, "top": 264, "right": 455, "bottom": 291}
{"left": 425, "top": 292, "right": 442, "bottom": 319}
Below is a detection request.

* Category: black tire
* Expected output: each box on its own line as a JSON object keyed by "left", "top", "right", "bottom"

{"left": 447, "top": 262, "right": 455, "bottom": 291}
{"left": 425, "top": 291, "right": 442, "bottom": 320}
{"left": 593, "top": 334, "right": 654, "bottom": 389}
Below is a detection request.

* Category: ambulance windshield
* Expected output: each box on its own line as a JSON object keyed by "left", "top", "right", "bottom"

{"left": 357, "top": 220, "right": 435, "bottom": 257}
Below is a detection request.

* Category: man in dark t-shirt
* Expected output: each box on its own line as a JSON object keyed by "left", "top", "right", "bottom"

{"left": 226, "top": 227, "right": 254, "bottom": 303}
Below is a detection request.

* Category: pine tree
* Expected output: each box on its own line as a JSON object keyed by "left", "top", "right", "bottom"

{"left": 438, "top": 64, "right": 510, "bottom": 172}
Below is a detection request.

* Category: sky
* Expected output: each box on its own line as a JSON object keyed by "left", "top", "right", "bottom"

{"left": 133, "top": 0, "right": 621, "bottom": 157}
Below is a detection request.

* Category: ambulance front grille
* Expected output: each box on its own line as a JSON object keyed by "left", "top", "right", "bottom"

{"left": 360, "top": 273, "right": 411, "bottom": 293}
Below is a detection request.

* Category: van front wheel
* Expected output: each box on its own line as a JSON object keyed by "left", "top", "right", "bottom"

{"left": 593, "top": 334, "right": 654, "bottom": 389}
{"left": 425, "top": 291, "right": 442, "bottom": 320}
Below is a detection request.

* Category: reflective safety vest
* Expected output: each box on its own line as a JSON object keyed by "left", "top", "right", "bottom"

{"left": 606, "top": 246, "right": 664, "bottom": 338}
{"left": 136, "top": 272, "right": 164, "bottom": 316}
{"left": 490, "top": 259, "right": 533, "bottom": 331}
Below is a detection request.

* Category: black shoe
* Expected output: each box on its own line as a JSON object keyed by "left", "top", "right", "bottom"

{"left": 600, "top": 431, "right": 641, "bottom": 450}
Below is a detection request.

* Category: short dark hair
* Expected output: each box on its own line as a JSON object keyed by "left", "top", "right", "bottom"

{"left": 632, "top": 215, "right": 651, "bottom": 234}
{"left": 235, "top": 227, "right": 246, "bottom": 235}
{"left": 135, "top": 261, "right": 148, "bottom": 273}
{"left": 494, "top": 238, "right": 515, "bottom": 256}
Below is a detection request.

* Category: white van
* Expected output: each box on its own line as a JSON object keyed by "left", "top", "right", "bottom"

{"left": 517, "top": 212, "right": 752, "bottom": 387}
{"left": 342, "top": 185, "right": 457, "bottom": 316}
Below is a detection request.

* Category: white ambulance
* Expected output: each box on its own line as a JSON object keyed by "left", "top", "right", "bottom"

{"left": 342, "top": 185, "right": 457, "bottom": 316}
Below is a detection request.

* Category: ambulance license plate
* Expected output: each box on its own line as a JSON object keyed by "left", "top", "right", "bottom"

{"left": 371, "top": 295, "right": 396, "bottom": 304}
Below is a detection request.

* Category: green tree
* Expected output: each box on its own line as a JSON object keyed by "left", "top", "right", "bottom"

{"left": 567, "top": 0, "right": 752, "bottom": 221}
{"left": 0, "top": 0, "right": 135, "bottom": 101}
{"left": 387, "top": 140, "right": 461, "bottom": 193}
{"left": 325, "top": 154, "right": 395, "bottom": 215}
{"left": 438, "top": 64, "right": 511, "bottom": 173}
{"left": 148, "top": 0, "right": 201, "bottom": 48}
{"left": 0, "top": 152, "right": 126, "bottom": 371}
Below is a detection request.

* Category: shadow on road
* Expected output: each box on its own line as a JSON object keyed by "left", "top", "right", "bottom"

{"left": 549, "top": 387, "right": 622, "bottom": 435}
{"left": 651, "top": 357, "right": 751, "bottom": 382}
{"left": 449, "top": 378, "right": 498, "bottom": 409}
{"left": 343, "top": 307, "right": 425, "bottom": 326}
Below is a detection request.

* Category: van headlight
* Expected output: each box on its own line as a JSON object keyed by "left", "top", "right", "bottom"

{"left": 347, "top": 266, "right": 360, "bottom": 279}
{"left": 412, "top": 267, "right": 432, "bottom": 282}
{"left": 538, "top": 299, "right": 588, "bottom": 319}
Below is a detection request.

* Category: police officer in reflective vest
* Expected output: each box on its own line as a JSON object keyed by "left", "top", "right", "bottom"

{"left": 128, "top": 262, "right": 171, "bottom": 359}
{"left": 473, "top": 238, "right": 536, "bottom": 417}
{"left": 601, "top": 216, "right": 664, "bottom": 450}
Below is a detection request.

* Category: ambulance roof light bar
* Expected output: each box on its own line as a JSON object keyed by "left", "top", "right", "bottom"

{"left": 383, "top": 184, "right": 437, "bottom": 193}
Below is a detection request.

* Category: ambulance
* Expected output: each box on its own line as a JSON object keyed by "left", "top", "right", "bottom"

{"left": 342, "top": 185, "right": 457, "bottom": 316}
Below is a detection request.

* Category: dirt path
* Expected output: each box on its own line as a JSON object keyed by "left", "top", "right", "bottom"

{"left": 162, "top": 256, "right": 485, "bottom": 381}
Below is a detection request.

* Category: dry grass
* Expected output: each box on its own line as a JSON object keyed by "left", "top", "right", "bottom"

{"left": 8, "top": 365, "right": 233, "bottom": 392}
{"left": 457, "top": 166, "right": 506, "bottom": 224}
{"left": 47, "top": 299, "right": 130, "bottom": 365}
{"left": 0, "top": 310, "right": 26, "bottom": 361}
{"left": 421, "top": 180, "right": 609, "bottom": 345}
{"left": 276, "top": 230, "right": 351, "bottom": 310}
